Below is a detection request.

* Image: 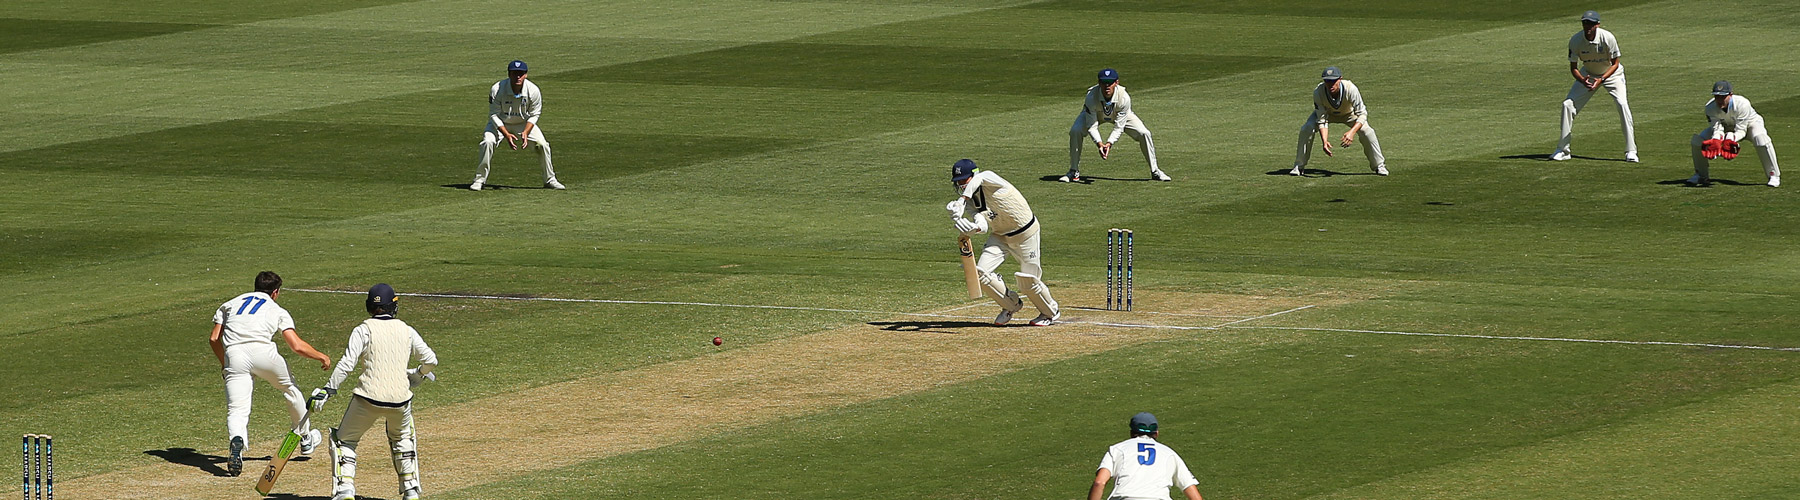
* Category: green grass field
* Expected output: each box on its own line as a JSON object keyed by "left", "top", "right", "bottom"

{"left": 6, "top": 0, "right": 1800, "bottom": 498}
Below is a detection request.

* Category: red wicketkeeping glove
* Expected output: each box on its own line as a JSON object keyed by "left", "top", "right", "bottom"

{"left": 1701, "top": 139, "right": 1722, "bottom": 159}
{"left": 1721, "top": 139, "right": 1741, "bottom": 160}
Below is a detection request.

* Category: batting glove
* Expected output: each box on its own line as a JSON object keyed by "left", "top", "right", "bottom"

{"left": 308, "top": 387, "right": 335, "bottom": 412}
{"left": 945, "top": 198, "right": 966, "bottom": 217}
{"left": 1722, "top": 139, "right": 1741, "bottom": 160}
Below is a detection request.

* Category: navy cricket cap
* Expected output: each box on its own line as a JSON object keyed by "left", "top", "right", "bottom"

{"left": 951, "top": 159, "right": 979, "bottom": 182}
{"left": 367, "top": 283, "right": 398, "bottom": 313}
{"left": 1712, "top": 80, "right": 1733, "bottom": 96}
{"left": 1130, "top": 412, "right": 1158, "bottom": 433}
{"left": 1321, "top": 66, "right": 1343, "bottom": 81}
{"left": 1098, "top": 68, "right": 1119, "bottom": 84}
{"left": 1581, "top": 10, "right": 1600, "bottom": 23}
{"left": 508, "top": 60, "right": 528, "bottom": 72}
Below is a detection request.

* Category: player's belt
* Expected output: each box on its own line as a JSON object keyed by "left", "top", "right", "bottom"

{"left": 357, "top": 394, "right": 413, "bottom": 408}
{"left": 1002, "top": 217, "right": 1037, "bottom": 237}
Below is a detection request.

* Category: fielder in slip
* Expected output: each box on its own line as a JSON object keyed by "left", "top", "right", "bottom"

{"left": 1089, "top": 413, "right": 1205, "bottom": 500}
{"left": 1064, "top": 68, "right": 1172, "bottom": 183}
{"left": 209, "top": 271, "right": 329, "bottom": 478}
{"left": 1551, "top": 10, "right": 1638, "bottom": 163}
{"left": 1690, "top": 81, "right": 1780, "bottom": 187}
{"left": 472, "top": 59, "right": 563, "bottom": 191}
{"left": 310, "top": 284, "right": 438, "bottom": 500}
{"left": 947, "top": 159, "right": 1061, "bottom": 326}
{"left": 1292, "top": 66, "right": 1387, "bottom": 176}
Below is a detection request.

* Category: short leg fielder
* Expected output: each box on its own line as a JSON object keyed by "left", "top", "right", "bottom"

{"left": 331, "top": 397, "right": 419, "bottom": 500}
{"left": 474, "top": 122, "right": 557, "bottom": 186}
{"left": 1558, "top": 71, "right": 1637, "bottom": 156}
{"left": 1691, "top": 121, "right": 1780, "bottom": 183}
{"left": 1295, "top": 112, "right": 1384, "bottom": 172}
{"left": 1068, "top": 114, "right": 1160, "bottom": 175}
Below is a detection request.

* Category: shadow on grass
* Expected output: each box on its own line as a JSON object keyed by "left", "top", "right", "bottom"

{"left": 1264, "top": 168, "right": 1377, "bottom": 177}
{"left": 1036, "top": 174, "right": 1153, "bottom": 183}
{"left": 868, "top": 320, "right": 997, "bottom": 333}
{"left": 1655, "top": 178, "right": 1762, "bottom": 187}
{"left": 440, "top": 183, "right": 556, "bottom": 191}
{"left": 144, "top": 447, "right": 311, "bottom": 477}
{"left": 1499, "top": 153, "right": 1631, "bottom": 162}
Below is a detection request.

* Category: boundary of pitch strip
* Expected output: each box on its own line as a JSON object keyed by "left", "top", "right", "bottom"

{"left": 289, "top": 289, "right": 1800, "bottom": 352}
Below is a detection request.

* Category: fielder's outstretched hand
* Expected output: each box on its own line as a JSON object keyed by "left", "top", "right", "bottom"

{"left": 1585, "top": 77, "right": 1601, "bottom": 91}
{"left": 1340, "top": 131, "right": 1356, "bottom": 148}
{"left": 1701, "top": 139, "right": 1721, "bottom": 159}
{"left": 1722, "top": 139, "right": 1741, "bottom": 160}
{"left": 1098, "top": 142, "right": 1111, "bottom": 159}
{"left": 1321, "top": 140, "right": 1334, "bottom": 157}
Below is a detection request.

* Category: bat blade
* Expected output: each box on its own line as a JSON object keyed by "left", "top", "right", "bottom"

{"left": 958, "top": 235, "right": 982, "bottom": 299}
{"left": 253, "top": 431, "right": 302, "bottom": 495}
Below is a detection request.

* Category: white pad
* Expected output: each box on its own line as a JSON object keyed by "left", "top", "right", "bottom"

{"left": 393, "top": 436, "right": 420, "bottom": 493}
{"left": 330, "top": 429, "right": 357, "bottom": 490}
{"left": 1015, "top": 273, "right": 1059, "bottom": 318}
{"left": 979, "top": 271, "right": 1022, "bottom": 311}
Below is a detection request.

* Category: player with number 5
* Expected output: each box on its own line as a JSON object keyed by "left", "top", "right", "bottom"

{"left": 208, "top": 271, "right": 331, "bottom": 477}
{"left": 1090, "top": 412, "right": 1204, "bottom": 500}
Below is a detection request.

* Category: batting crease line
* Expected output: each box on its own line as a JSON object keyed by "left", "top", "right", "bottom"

{"left": 1227, "top": 326, "right": 1800, "bottom": 352}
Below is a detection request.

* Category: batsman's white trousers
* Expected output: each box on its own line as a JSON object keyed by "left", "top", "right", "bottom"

{"left": 1069, "top": 113, "right": 1159, "bottom": 174}
{"left": 332, "top": 396, "right": 420, "bottom": 494}
{"left": 1295, "top": 114, "right": 1384, "bottom": 170}
{"left": 1691, "top": 119, "right": 1780, "bottom": 181}
{"left": 222, "top": 344, "right": 310, "bottom": 446}
{"left": 1558, "top": 69, "right": 1637, "bottom": 155}
{"left": 973, "top": 222, "right": 1059, "bottom": 314}
{"left": 474, "top": 122, "right": 557, "bottom": 185}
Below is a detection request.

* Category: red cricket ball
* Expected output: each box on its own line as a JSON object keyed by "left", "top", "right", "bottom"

{"left": 712, "top": 337, "right": 722, "bottom": 346}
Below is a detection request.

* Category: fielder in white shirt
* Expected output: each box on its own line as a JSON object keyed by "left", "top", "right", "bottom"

{"left": 948, "top": 159, "right": 1061, "bottom": 326}
{"left": 1552, "top": 10, "right": 1638, "bottom": 162}
{"left": 471, "top": 59, "right": 563, "bottom": 191}
{"left": 1292, "top": 66, "right": 1387, "bottom": 176}
{"left": 1690, "top": 80, "right": 1780, "bottom": 187}
{"left": 1090, "top": 413, "right": 1204, "bottom": 500}
{"left": 1065, "top": 68, "right": 1172, "bottom": 183}
{"left": 310, "top": 283, "right": 438, "bottom": 500}
{"left": 208, "top": 271, "right": 331, "bottom": 477}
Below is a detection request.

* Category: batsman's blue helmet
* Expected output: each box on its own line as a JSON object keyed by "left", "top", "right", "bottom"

{"left": 367, "top": 283, "right": 398, "bottom": 315}
{"left": 951, "top": 159, "right": 979, "bottom": 182}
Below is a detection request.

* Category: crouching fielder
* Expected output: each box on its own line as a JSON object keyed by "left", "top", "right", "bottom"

{"left": 310, "top": 283, "right": 438, "bottom": 500}
{"left": 1690, "top": 81, "right": 1780, "bottom": 187}
{"left": 947, "top": 159, "right": 1060, "bottom": 326}
{"left": 471, "top": 59, "right": 562, "bottom": 191}
{"left": 1293, "top": 66, "right": 1386, "bottom": 176}
{"left": 1065, "top": 68, "right": 1172, "bottom": 182}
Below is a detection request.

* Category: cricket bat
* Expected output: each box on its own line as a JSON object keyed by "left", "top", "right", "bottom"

{"left": 254, "top": 408, "right": 314, "bottom": 495}
{"left": 958, "top": 235, "right": 982, "bottom": 299}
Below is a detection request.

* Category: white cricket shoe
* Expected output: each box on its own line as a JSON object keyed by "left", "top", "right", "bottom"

{"left": 468, "top": 181, "right": 482, "bottom": 191}
{"left": 1686, "top": 174, "right": 1708, "bottom": 185}
{"left": 1058, "top": 171, "right": 1080, "bottom": 183}
{"left": 545, "top": 180, "right": 566, "bottom": 190}
{"left": 331, "top": 486, "right": 357, "bottom": 500}
{"left": 1288, "top": 166, "right": 1303, "bottom": 176}
{"left": 227, "top": 436, "right": 245, "bottom": 477}
{"left": 1769, "top": 176, "right": 1781, "bottom": 187}
{"left": 1374, "top": 165, "right": 1389, "bottom": 176}
{"left": 299, "top": 429, "right": 321, "bottom": 455}
{"left": 1549, "top": 150, "right": 1572, "bottom": 161}
{"left": 1624, "top": 152, "right": 1640, "bottom": 163}
{"left": 1029, "top": 311, "right": 1059, "bottom": 326}
{"left": 1151, "top": 170, "right": 1172, "bottom": 181}
{"left": 994, "top": 309, "right": 1017, "bottom": 325}
{"left": 401, "top": 486, "right": 421, "bottom": 500}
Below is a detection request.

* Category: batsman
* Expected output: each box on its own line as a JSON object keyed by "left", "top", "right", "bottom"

{"left": 309, "top": 284, "right": 438, "bottom": 500}
{"left": 947, "top": 159, "right": 1060, "bottom": 326}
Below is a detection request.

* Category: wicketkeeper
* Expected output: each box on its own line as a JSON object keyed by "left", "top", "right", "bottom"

{"left": 310, "top": 283, "right": 438, "bottom": 500}
{"left": 1690, "top": 81, "right": 1780, "bottom": 187}
{"left": 471, "top": 59, "right": 563, "bottom": 191}
{"left": 948, "top": 159, "right": 1061, "bottom": 326}
{"left": 1292, "top": 66, "right": 1387, "bottom": 176}
{"left": 1064, "top": 68, "right": 1172, "bottom": 183}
